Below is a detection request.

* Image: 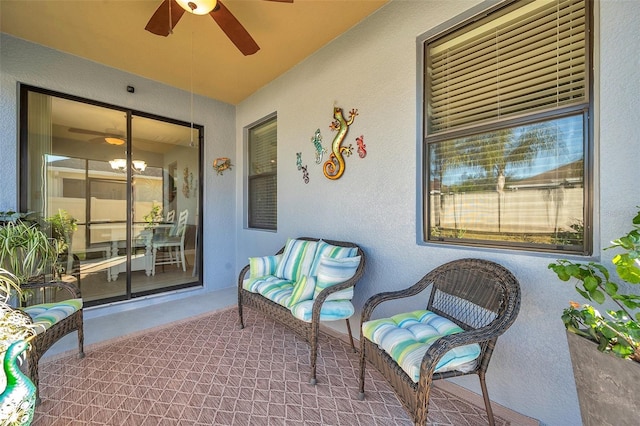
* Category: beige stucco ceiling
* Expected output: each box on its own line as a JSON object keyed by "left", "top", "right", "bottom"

{"left": 0, "top": 0, "right": 388, "bottom": 105}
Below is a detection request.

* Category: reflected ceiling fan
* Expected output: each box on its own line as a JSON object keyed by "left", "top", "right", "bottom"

{"left": 68, "top": 127, "right": 126, "bottom": 145}
{"left": 145, "top": 0, "right": 293, "bottom": 56}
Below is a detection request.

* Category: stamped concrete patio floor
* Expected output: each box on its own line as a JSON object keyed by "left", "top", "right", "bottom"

{"left": 32, "top": 302, "right": 536, "bottom": 425}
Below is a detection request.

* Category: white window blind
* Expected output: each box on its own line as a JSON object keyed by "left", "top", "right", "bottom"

{"left": 248, "top": 117, "right": 277, "bottom": 230}
{"left": 428, "top": 0, "right": 586, "bottom": 134}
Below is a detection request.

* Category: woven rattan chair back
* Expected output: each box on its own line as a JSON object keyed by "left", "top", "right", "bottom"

{"left": 358, "top": 258, "right": 521, "bottom": 426}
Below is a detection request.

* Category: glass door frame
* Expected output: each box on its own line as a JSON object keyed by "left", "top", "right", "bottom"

{"left": 18, "top": 84, "right": 204, "bottom": 307}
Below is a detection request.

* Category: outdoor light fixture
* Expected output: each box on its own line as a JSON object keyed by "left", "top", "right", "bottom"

{"left": 176, "top": 0, "right": 217, "bottom": 15}
{"left": 110, "top": 159, "right": 147, "bottom": 173}
{"left": 105, "top": 136, "right": 125, "bottom": 146}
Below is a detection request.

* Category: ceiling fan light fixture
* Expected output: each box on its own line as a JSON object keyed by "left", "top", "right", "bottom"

{"left": 110, "top": 159, "right": 147, "bottom": 173}
{"left": 176, "top": 0, "right": 217, "bottom": 15}
{"left": 105, "top": 136, "right": 125, "bottom": 146}
{"left": 109, "top": 158, "right": 127, "bottom": 171}
{"left": 132, "top": 160, "right": 148, "bottom": 172}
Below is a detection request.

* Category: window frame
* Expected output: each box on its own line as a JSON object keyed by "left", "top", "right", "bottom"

{"left": 418, "top": 0, "right": 594, "bottom": 254}
{"left": 246, "top": 114, "right": 278, "bottom": 231}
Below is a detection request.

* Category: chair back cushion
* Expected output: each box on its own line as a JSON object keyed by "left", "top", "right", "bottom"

{"left": 275, "top": 239, "right": 318, "bottom": 282}
{"left": 308, "top": 240, "right": 358, "bottom": 277}
{"left": 362, "top": 309, "right": 481, "bottom": 382}
{"left": 21, "top": 299, "right": 83, "bottom": 335}
{"left": 313, "top": 256, "right": 361, "bottom": 300}
{"left": 249, "top": 255, "right": 282, "bottom": 278}
{"left": 288, "top": 275, "right": 316, "bottom": 307}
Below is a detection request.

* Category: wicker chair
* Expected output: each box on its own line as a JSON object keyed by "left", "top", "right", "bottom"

{"left": 19, "top": 280, "right": 85, "bottom": 403}
{"left": 238, "top": 237, "right": 366, "bottom": 384}
{"left": 358, "top": 258, "right": 521, "bottom": 426}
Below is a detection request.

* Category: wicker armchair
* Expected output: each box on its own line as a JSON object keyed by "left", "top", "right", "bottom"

{"left": 358, "top": 258, "right": 521, "bottom": 426}
{"left": 19, "top": 280, "right": 84, "bottom": 403}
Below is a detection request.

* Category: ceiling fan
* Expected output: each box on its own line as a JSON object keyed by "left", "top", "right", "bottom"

{"left": 145, "top": 0, "right": 293, "bottom": 56}
{"left": 68, "top": 127, "right": 126, "bottom": 145}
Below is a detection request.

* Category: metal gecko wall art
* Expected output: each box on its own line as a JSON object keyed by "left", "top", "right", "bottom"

{"left": 296, "top": 152, "right": 309, "bottom": 184}
{"left": 323, "top": 107, "right": 358, "bottom": 180}
{"left": 310, "top": 129, "right": 326, "bottom": 164}
{"left": 356, "top": 135, "right": 366, "bottom": 158}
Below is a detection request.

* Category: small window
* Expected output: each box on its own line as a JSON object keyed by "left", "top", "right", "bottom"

{"left": 247, "top": 116, "right": 277, "bottom": 230}
{"left": 422, "top": 0, "right": 591, "bottom": 254}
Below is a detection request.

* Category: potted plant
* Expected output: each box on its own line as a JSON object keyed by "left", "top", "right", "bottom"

{"left": 45, "top": 209, "right": 78, "bottom": 279}
{"left": 548, "top": 207, "right": 640, "bottom": 426}
{"left": 0, "top": 268, "right": 37, "bottom": 425}
{"left": 45, "top": 209, "right": 77, "bottom": 255}
{"left": 0, "top": 220, "right": 57, "bottom": 285}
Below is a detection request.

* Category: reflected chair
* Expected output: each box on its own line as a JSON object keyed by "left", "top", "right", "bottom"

{"left": 358, "top": 258, "right": 521, "bottom": 426}
{"left": 152, "top": 209, "right": 188, "bottom": 275}
{"left": 166, "top": 209, "right": 175, "bottom": 223}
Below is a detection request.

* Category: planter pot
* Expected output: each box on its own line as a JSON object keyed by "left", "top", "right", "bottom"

{"left": 566, "top": 330, "right": 640, "bottom": 426}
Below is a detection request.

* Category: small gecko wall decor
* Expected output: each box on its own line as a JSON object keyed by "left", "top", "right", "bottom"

{"left": 310, "top": 129, "right": 326, "bottom": 164}
{"left": 323, "top": 107, "right": 358, "bottom": 180}
{"left": 296, "top": 152, "right": 302, "bottom": 170}
{"left": 356, "top": 135, "right": 367, "bottom": 158}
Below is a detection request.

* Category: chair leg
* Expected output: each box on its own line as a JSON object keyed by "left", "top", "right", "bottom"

{"left": 77, "top": 312, "right": 85, "bottom": 359}
{"left": 345, "top": 318, "right": 356, "bottom": 352}
{"left": 26, "top": 348, "right": 41, "bottom": 405}
{"left": 238, "top": 289, "right": 245, "bottom": 329}
{"left": 479, "top": 372, "right": 496, "bottom": 426}
{"left": 152, "top": 246, "right": 157, "bottom": 276}
{"left": 309, "top": 324, "right": 318, "bottom": 385}
{"left": 358, "top": 338, "right": 366, "bottom": 400}
{"left": 180, "top": 244, "right": 186, "bottom": 271}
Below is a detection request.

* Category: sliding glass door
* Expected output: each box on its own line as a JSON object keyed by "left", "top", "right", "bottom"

{"left": 20, "top": 86, "right": 202, "bottom": 306}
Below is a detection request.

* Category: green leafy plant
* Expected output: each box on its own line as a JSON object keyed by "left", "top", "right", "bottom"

{"left": 45, "top": 209, "right": 77, "bottom": 254}
{"left": 0, "top": 220, "right": 57, "bottom": 284}
{"left": 0, "top": 268, "right": 35, "bottom": 355}
{"left": 548, "top": 208, "right": 640, "bottom": 363}
{"left": 143, "top": 203, "right": 164, "bottom": 230}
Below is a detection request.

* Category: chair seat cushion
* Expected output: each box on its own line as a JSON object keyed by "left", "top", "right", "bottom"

{"left": 289, "top": 300, "right": 355, "bottom": 323}
{"left": 362, "top": 309, "right": 481, "bottom": 382}
{"left": 244, "top": 275, "right": 294, "bottom": 307}
{"left": 21, "top": 299, "right": 83, "bottom": 335}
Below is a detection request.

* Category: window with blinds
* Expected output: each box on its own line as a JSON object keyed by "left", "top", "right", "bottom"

{"left": 248, "top": 117, "right": 277, "bottom": 230}
{"left": 422, "top": 0, "right": 591, "bottom": 254}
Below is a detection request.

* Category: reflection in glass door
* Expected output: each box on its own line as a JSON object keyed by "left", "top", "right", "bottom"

{"left": 131, "top": 115, "right": 200, "bottom": 295}
{"left": 21, "top": 86, "right": 202, "bottom": 307}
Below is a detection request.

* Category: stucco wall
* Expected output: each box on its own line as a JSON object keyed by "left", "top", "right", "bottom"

{"left": 236, "top": 1, "right": 640, "bottom": 425}
{"left": 0, "top": 34, "right": 238, "bottom": 308}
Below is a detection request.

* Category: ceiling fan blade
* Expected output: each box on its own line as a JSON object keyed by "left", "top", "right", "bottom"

{"left": 265, "top": 0, "right": 294, "bottom": 2}
{"left": 210, "top": 1, "right": 260, "bottom": 56}
{"left": 145, "top": 0, "right": 186, "bottom": 36}
{"left": 68, "top": 128, "right": 110, "bottom": 136}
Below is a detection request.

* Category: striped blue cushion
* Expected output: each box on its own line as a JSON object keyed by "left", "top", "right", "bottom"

{"left": 308, "top": 240, "right": 358, "bottom": 277}
{"left": 22, "top": 299, "right": 83, "bottom": 335}
{"left": 244, "top": 275, "right": 291, "bottom": 293}
{"left": 313, "top": 256, "right": 360, "bottom": 301}
{"left": 362, "top": 310, "right": 481, "bottom": 382}
{"left": 288, "top": 275, "right": 316, "bottom": 307}
{"left": 256, "top": 280, "right": 294, "bottom": 307}
{"left": 275, "top": 239, "right": 318, "bottom": 282}
{"left": 289, "top": 300, "right": 355, "bottom": 323}
{"left": 249, "top": 255, "right": 282, "bottom": 278}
